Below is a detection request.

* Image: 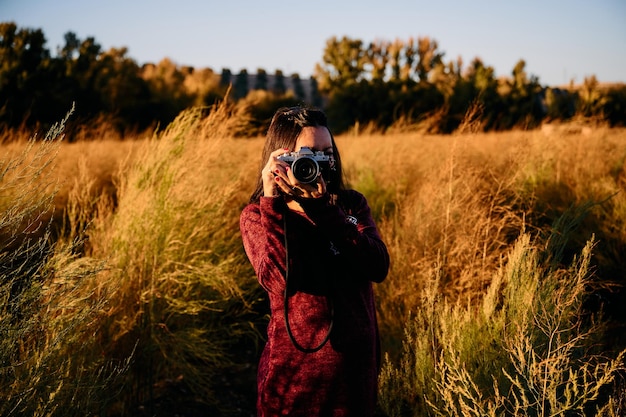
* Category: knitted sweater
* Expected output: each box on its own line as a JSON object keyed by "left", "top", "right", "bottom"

{"left": 240, "top": 190, "right": 389, "bottom": 417}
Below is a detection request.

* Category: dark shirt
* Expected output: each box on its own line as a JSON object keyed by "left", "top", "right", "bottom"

{"left": 240, "top": 190, "right": 389, "bottom": 416}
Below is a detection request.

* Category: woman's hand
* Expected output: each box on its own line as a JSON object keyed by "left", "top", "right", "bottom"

{"left": 262, "top": 148, "right": 291, "bottom": 197}
{"left": 262, "top": 148, "right": 326, "bottom": 199}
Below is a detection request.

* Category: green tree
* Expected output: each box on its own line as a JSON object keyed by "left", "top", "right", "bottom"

{"left": 365, "top": 40, "right": 389, "bottom": 81}
{"left": 499, "top": 59, "right": 543, "bottom": 129}
{"left": 315, "top": 35, "right": 449, "bottom": 132}
{"left": 94, "top": 47, "right": 152, "bottom": 129}
{"left": 387, "top": 39, "right": 403, "bottom": 81}
{"left": 182, "top": 66, "right": 220, "bottom": 107}
{"left": 314, "top": 35, "right": 367, "bottom": 93}
{"left": 603, "top": 84, "right": 626, "bottom": 126}
{"left": 59, "top": 31, "right": 80, "bottom": 59}
{"left": 62, "top": 35, "right": 104, "bottom": 118}
{"left": 325, "top": 80, "right": 384, "bottom": 132}
{"left": 544, "top": 87, "right": 574, "bottom": 121}
{"left": 577, "top": 75, "right": 605, "bottom": 118}
{"left": 463, "top": 58, "right": 500, "bottom": 129}
{"left": 0, "top": 22, "right": 52, "bottom": 126}
{"left": 415, "top": 37, "right": 443, "bottom": 83}
{"left": 431, "top": 57, "right": 462, "bottom": 101}
{"left": 140, "top": 58, "right": 192, "bottom": 127}
{"left": 57, "top": 32, "right": 157, "bottom": 130}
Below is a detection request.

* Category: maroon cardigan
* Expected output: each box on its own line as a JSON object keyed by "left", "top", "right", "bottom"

{"left": 240, "top": 190, "right": 389, "bottom": 417}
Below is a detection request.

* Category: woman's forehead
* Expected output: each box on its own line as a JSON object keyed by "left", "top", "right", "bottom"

{"left": 295, "top": 126, "right": 332, "bottom": 149}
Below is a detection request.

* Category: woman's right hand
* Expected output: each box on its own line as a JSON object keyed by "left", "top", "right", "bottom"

{"left": 262, "top": 148, "right": 292, "bottom": 197}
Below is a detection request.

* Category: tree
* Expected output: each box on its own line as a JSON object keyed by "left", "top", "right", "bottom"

{"left": 309, "top": 76, "right": 323, "bottom": 108}
{"left": 314, "top": 36, "right": 367, "bottom": 93}
{"left": 415, "top": 37, "right": 443, "bottom": 83}
{"left": 234, "top": 69, "right": 249, "bottom": 99}
{"left": 460, "top": 58, "right": 500, "bottom": 130}
{"left": 431, "top": 57, "right": 462, "bottom": 100}
{"left": 63, "top": 35, "right": 105, "bottom": 118}
{"left": 273, "top": 69, "right": 286, "bottom": 95}
{"left": 140, "top": 58, "right": 191, "bottom": 126}
{"left": 291, "top": 73, "right": 305, "bottom": 101}
{"left": 58, "top": 31, "right": 80, "bottom": 60}
{"left": 499, "top": 60, "right": 543, "bottom": 129}
{"left": 0, "top": 22, "right": 52, "bottom": 126}
{"left": 544, "top": 87, "right": 574, "bottom": 121}
{"left": 254, "top": 68, "right": 268, "bottom": 91}
{"left": 182, "top": 67, "right": 220, "bottom": 107}
{"left": 387, "top": 39, "right": 403, "bottom": 81}
{"left": 577, "top": 75, "right": 605, "bottom": 117}
{"left": 603, "top": 84, "right": 626, "bottom": 126}
{"left": 325, "top": 80, "right": 382, "bottom": 132}
{"left": 94, "top": 47, "right": 152, "bottom": 129}
{"left": 365, "top": 40, "right": 389, "bottom": 81}
{"left": 219, "top": 68, "right": 232, "bottom": 90}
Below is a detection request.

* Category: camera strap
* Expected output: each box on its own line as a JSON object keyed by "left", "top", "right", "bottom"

{"left": 283, "top": 215, "right": 334, "bottom": 353}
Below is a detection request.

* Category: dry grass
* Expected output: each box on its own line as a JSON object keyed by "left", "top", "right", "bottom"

{"left": 0, "top": 112, "right": 130, "bottom": 416}
{"left": 337, "top": 127, "right": 626, "bottom": 342}
{"left": 1, "top": 106, "right": 625, "bottom": 415}
{"left": 379, "top": 232, "right": 625, "bottom": 416}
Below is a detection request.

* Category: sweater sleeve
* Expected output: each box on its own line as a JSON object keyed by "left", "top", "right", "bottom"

{"left": 240, "top": 197, "right": 288, "bottom": 294}
{"left": 297, "top": 190, "right": 389, "bottom": 283}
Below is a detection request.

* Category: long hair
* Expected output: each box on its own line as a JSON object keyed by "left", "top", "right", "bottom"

{"left": 249, "top": 106, "right": 346, "bottom": 204}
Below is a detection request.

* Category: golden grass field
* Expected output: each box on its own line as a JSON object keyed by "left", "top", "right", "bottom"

{"left": 1, "top": 106, "right": 625, "bottom": 416}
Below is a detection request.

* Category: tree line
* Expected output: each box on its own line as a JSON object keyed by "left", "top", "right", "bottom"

{"left": 315, "top": 36, "right": 626, "bottom": 132}
{"left": 1, "top": 22, "right": 625, "bottom": 138}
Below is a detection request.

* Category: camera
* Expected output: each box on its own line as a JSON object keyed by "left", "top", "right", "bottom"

{"left": 277, "top": 147, "right": 334, "bottom": 184}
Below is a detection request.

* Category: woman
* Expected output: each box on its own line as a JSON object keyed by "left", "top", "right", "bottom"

{"left": 240, "top": 106, "right": 389, "bottom": 416}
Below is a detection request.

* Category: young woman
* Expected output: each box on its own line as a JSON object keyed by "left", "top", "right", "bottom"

{"left": 240, "top": 106, "right": 389, "bottom": 416}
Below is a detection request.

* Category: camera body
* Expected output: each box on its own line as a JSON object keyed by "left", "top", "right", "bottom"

{"left": 277, "top": 147, "right": 333, "bottom": 184}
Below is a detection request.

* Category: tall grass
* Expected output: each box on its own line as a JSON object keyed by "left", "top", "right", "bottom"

{"left": 339, "top": 128, "right": 626, "bottom": 340}
{"left": 1, "top": 107, "right": 625, "bottom": 415}
{"left": 378, "top": 229, "right": 625, "bottom": 416}
{"left": 338, "top": 126, "right": 626, "bottom": 415}
{"left": 0, "top": 110, "right": 128, "bottom": 416}
{"left": 78, "top": 104, "right": 262, "bottom": 414}
{"left": 1, "top": 103, "right": 262, "bottom": 415}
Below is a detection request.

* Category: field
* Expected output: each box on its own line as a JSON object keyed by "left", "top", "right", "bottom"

{"left": 1, "top": 104, "right": 626, "bottom": 416}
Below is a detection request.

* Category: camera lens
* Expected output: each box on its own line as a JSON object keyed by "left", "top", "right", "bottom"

{"left": 291, "top": 157, "right": 319, "bottom": 184}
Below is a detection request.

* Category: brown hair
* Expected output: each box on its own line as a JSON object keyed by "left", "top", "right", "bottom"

{"left": 249, "top": 106, "right": 346, "bottom": 203}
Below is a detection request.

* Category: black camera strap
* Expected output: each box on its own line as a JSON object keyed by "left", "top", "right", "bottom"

{"left": 283, "top": 215, "right": 334, "bottom": 353}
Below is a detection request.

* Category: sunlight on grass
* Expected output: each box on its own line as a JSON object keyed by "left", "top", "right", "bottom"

{"left": 1, "top": 104, "right": 625, "bottom": 415}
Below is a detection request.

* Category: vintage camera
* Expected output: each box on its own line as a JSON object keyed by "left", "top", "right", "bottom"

{"left": 277, "top": 147, "right": 333, "bottom": 184}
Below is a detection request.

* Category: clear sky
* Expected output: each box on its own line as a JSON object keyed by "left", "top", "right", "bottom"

{"left": 2, "top": 0, "right": 625, "bottom": 87}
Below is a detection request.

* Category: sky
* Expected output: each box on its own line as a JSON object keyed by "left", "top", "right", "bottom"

{"left": 2, "top": 0, "right": 625, "bottom": 87}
